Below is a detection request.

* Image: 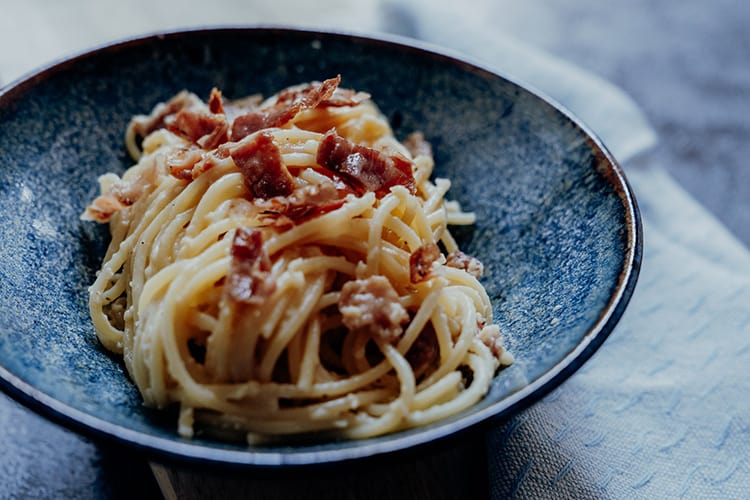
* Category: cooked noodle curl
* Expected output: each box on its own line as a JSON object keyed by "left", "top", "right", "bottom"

{"left": 84, "top": 77, "right": 512, "bottom": 441}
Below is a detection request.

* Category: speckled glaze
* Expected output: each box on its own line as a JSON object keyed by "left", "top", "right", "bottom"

{"left": 0, "top": 28, "right": 640, "bottom": 467}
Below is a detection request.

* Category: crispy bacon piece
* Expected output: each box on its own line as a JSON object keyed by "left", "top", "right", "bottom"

{"left": 167, "top": 146, "right": 204, "bottom": 180}
{"left": 320, "top": 87, "right": 371, "bottom": 107}
{"left": 445, "top": 250, "right": 484, "bottom": 279}
{"left": 478, "top": 324, "right": 505, "bottom": 360}
{"left": 167, "top": 108, "right": 229, "bottom": 150}
{"left": 338, "top": 276, "right": 409, "bottom": 344}
{"left": 409, "top": 243, "right": 441, "bottom": 283}
{"left": 208, "top": 87, "right": 224, "bottom": 114}
{"left": 82, "top": 163, "right": 159, "bottom": 222}
{"left": 230, "top": 132, "right": 295, "bottom": 199}
{"left": 225, "top": 227, "right": 275, "bottom": 305}
{"left": 274, "top": 76, "right": 341, "bottom": 107}
{"left": 254, "top": 180, "right": 344, "bottom": 229}
{"left": 231, "top": 76, "right": 341, "bottom": 141}
{"left": 167, "top": 144, "right": 232, "bottom": 181}
{"left": 316, "top": 129, "right": 416, "bottom": 197}
{"left": 193, "top": 145, "right": 232, "bottom": 179}
{"left": 81, "top": 193, "right": 127, "bottom": 223}
{"left": 130, "top": 91, "right": 203, "bottom": 139}
{"left": 222, "top": 94, "right": 263, "bottom": 122}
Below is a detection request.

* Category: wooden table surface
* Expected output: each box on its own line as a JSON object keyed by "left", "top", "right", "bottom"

{"left": 2, "top": 0, "right": 748, "bottom": 498}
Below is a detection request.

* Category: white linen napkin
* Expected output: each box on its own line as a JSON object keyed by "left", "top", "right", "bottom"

{"left": 2, "top": 1, "right": 749, "bottom": 498}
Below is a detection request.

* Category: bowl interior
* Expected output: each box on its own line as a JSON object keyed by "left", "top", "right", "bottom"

{"left": 0, "top": 28, "right": 639, "bottom": 466}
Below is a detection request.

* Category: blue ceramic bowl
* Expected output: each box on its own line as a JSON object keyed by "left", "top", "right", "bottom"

{"left": 0, "top": 27, "right": 640, "bottom": 467}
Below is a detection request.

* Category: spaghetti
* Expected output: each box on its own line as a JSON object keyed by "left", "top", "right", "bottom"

{"left": 83, "top": 76, "right": 513, "bottom": 442}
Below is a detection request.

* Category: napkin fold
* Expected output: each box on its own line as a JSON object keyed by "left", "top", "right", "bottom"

{"left": 393, "top": 1, "right": 750, "bottom": 497}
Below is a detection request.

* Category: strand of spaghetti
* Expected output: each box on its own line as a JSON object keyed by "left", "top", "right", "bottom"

{"left": 100, "top": 272, "right": 127, "bottom": 305}
{"left": 432, "top": 308, "right": 454, "bottom": 365}
{"left": 413, "top": 156, "right": 434, "bottom": 186}
{"left": 205, "top": 354, "right": 395, "bottom": 400}
{"left": 189, "top": 383, "right": 395, "bottom": 424}
{"left": 179, "top": 217, "right": 240, "bottom": 261}
{"left": 183, "top": 172, "right": 246, "bottom": 239}
{"left": 417, "top": 294, "right": 477, "bottom": 389}
{"left": 265, "top": 193, "right": 376, "bottom": 255}
{"left": 424, "top": 178, "right": 451, "bottom": 214}
{"left": 205, "top": 413, "right": 352, "bottom": 436}
{"left": 346, "top": 330, "right": 376, "bottom": 375}
{"left": 138, "top": 242, "right": 230, "bottom": 312}
{"left": 286, "top": 318, "right": 305, "bottom": 384}
{"left": 150, "top": 209, "right": 192, "bottom": 269}
{"left": 406, "top": 345, "right": 494, "bottom": 427}
{"left": 257, "top": 274, "right": 326, "bottom": 381}
{"left": 396, "top": 281, "right": 444, "bottom": 353}
{"left": 366, "top": 192, "right": 402, "bottom": 275}
{"left": 287, "top": 255, "right": 357, "bottom": 276}
{"left": 205, "top": 302, "right": 235, "bottom": 381}
{"left": 378, "top": 340, "right": 416, "bottom": 413}
{"left": 315, "top": 291, "right": 340, "bottom": 311}
{"left": 412, "top": 371, "right": 462, "bottom": 411}
{"left": 342, "top": 398, "right": 406, "bottom": 440}
{"left": 427, "top": 212, "right": 448, "bottom": 241}
{"left": 188, "top": 310, "right": 217, "bottom": 333}
{"left": 150, "top": 268, "right": 227, "bottom": 408}
{"left": 443, "top": 286, "right": 487, "bottom": 319}
{"left": 89, "top": 177, "right": 179, "bottom": 306}
{"left": 132, "top": 302, "right": 167, "bottom": 404}
{"left": 129, "top": 178, "right": 201, "bottom": 293}
{"left": 383, "top": 215, "right": 422, "bottom": 252}
{"left": 124, "top": 121, "right": 141, "bottom": 160}
{"left": 392, "top": 186, "right": 433, "bottom": 244}
{"left": 445, "top": 211, "right": 476, "bottom": 226}
{"left": 442, "top": 267, "right": 493, "bottom": 317}
{"left": 297, "top": 317, "right": 321, "bottom": 389}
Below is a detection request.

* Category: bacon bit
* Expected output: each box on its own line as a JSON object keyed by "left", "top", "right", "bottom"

{"left": 230, "top": 76, "right": 341, "bottom": 141}
{"left": 316, "top": 129, "right": 416, "bottom": 198}
{"left": 167, "top": 108, "right": 229, "bottom": 150}
{"left": 403, "top": 132, "right": 432, "bottom": 158}
{"left": 275, "top": 76, "right": 341, "bottom": 107}
{"left": 225, "top": 227, "right": 275, "bottom": 305}
{"left": 191, "top": 144, "right": 232, "bottom": 179}
{"left": 82, "top": 161, "right": 160, "bottom": 222}
{"left": 230, "top": 132, "right": 295, "bottom": 199}
{"left": 130, "top": 91, "right": 203, "bottom": 139}
{"left": 320, "top": 87, "right": 370, "bottom": 107}
{"left": 208, "top": 88, "right": 224, "bottom": 114}
{"left": 167, "top": 144, "right": 232, "bottom": 181}
{"left": 478, "top": 324, "right": 505, "bottom": 360}
{"left": 409, "top": 243, "right": 441, "bottom": 283}
{"left": 81, "top": 168, "right": 156, "bottom": 222}
{"left": 196, "top": 122, "right": 229, "bottom": 150}
{"left": 81, "top": 193, "right": 126, "bottom": 222}
{"left": 254, "top": 180, "right": 344, "bottom": 230}
{"left": 338, "top": 276, "right": 409, "bottom": 344}
{"left": 167, "top": 146, "right": 204, "bottom": 180}
{"left": 230, "top": 113, "right": 271, "bottom": 140}
{"left": 405, "top": 327, "right": 439, "bottom": 379}
{"left": 223, "top": 94, "right": 263, "bottom": 121}
{"left": 445, "top": 250, "right": 484, "bottom": 279}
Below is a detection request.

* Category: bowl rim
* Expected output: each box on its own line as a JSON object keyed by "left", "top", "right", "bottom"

{"left": 0, "top": 25, "right": 642, "bottom": 468}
